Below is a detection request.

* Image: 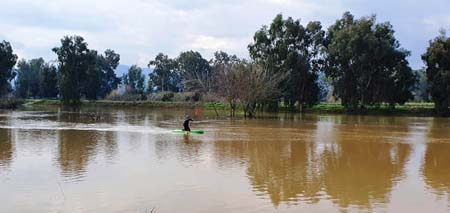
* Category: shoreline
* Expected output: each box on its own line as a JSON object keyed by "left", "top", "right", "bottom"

{"left": 18, "top": 99, "right": 443, "bottom": 117}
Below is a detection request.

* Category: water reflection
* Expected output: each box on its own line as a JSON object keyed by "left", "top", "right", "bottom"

{"left": 0, "top": 128, "right": 13, "bottom": 170}
{"left": 213, "top": 116, "right": 413, "bottom": 210}
{"left": 175, "top": 135, "right": 204, "bottom": 165}
{"left": 321, "top": 140, "right": 411, "bottom": 209}
{"left": 246, "top": 141, "right": 322, "bottom": 206}
{"left": 2, "top": 108, "right": 450, "bottom": 212}
{"left": 422, "top": 118, "right": 450, "bottom": 200}
{"left": 57, "top": 130, "right": 100, "bottom": 181}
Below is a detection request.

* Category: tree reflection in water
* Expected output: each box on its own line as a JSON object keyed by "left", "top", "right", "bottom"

{"left": 213, "top": 117, "right": 412, "bottom": 210}
{"left": 0, "top": 128, "right": 13, "bottom": 170}
{"left": 57, "top": 130, "right": 99, "bottom": 180}
{"left": 422, "top": 118, "right": 450, "bottom": 201}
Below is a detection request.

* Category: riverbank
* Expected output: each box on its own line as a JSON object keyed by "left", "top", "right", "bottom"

{"left": 306, "top": 102, "right": 436, "bottom": 116}
{"left": 23, "top": 99, "right": 440, "bottom": 116}
{"left": 24, "top": 99, "right": 203, "bottom": 108}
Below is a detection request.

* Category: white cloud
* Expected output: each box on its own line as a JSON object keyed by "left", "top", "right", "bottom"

{"left": 187, "top": 34, "right": 251, "bottom": 58}
{"left": 1, "top": 0, "right": 448, "bottom": 69}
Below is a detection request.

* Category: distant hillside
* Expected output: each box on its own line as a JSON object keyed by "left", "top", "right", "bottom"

{"left": 115, "top": 64, "right": 152, "bottom": 79}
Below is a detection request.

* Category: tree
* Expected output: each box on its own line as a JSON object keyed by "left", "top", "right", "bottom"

{"left": 382, "top": 59, "right": 417, "bottom": 107}
{"left": 148, "top": 53, "right": 181, "bottom": 92}
{"left": 212, "top": 51, "right": 241, "bottom": 116}
{"left": 98, "top": 49, "right": 120, "bottom": 98}
{"left": 15, "top": 58, "right": 59, "bottom": 99}
{"left": 237, "top": 62, "right": 285, "bottom": 117}
{"left": 40, "top": 63, "right": 58, "bottom": 98}
{"left": 0, "top": 41, "right": 18, "bottom": 96}
{"left": 324, "top": 12, "right": 416, "bottom": 112}
{"left": 15, "top": 58, "right": 46, "bottom": 98}
{"left": 177, "top": 51, "right": 212, "bottom": 93}
{"left": 123, "top": 65, "right": 145, "bottom": 98}
{"left": 53, "top": 35, "right": 90, "bottom": 105}
{"left": 422, "top": 30, "right": 450, "bottom": 115}
{"left": 413, "top": 69, "right": 430, "bottom": 102}
{"left": 15, "top": 59, "right": 31, "bottom": 98}
{"left": 83, "top": 50, "right": 101, "bottom": 100}
{"left": 248, "top": 14, "right": 324, "bottom": 112}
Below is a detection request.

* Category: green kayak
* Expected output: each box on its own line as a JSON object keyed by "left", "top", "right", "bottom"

{"left": 172, "top": 129, "right": 204, "bottom": 134}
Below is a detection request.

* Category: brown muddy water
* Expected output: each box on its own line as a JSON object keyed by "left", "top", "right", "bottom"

{"left": 0, "top": 107, "right": 449, "bottom": 212}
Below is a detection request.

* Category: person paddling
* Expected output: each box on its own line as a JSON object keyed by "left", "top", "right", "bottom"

{"left": 183, "top": 115, "right": 194, "bottom": 132}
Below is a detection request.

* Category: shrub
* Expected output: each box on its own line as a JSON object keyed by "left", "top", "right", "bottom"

{"left": 161, "top": 92, "right": 174, "bottom": 101}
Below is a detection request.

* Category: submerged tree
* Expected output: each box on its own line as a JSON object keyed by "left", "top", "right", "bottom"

{"left": 0, "top": 41, "right": 18, "bottom": 96}
{"left": 422, "top": 30, "right": 450, "bottom": 115}
{"left": 324, "top": 12, "right": 416, "bottom": 112}
{"left": 212, "top": 51, "right": 241, "bottom": 116}
{"left": 248, "top": 14, "right": 324, "bottom": 112}
{"left": 237, "top": 62, "right": 285, "bottom": 117}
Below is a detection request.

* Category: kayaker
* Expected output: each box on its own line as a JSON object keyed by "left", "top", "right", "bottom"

{"left": 183, "top": 115, "right": 194, "bottom": 132}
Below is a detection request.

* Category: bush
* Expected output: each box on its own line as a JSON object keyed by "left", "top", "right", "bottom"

{"left": 161, "top": 92, "right": 174, "bottom": 101}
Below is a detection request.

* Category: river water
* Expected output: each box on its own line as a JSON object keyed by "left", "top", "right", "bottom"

{"left": 0, "top": 107, "right": 449, "bottom": 212}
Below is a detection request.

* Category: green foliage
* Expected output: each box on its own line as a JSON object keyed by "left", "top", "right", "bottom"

{"left": 0, "top": 40, "right": 18, "bottom": 96}
{"left": 53, "top": 35, "right": 90, "bottom": 105}
{"left": 248, "top": 14, "right": 324, "bottom": 111}
{"left": 324, "top": 12, "right": 416, "bottom": 112}
{"left": 98, "top": 49, "right": 121, "bottom": 98}
{"left": 177, "top": 51, "right": 212, "bottom": 92}
{"left": 84, "top": 49, "right": 121, "bottom": 100}
{"left": 123, "top": 65, "right": 145, "bottom": 98}
{"left": 41, "top": 64, "right": 58, "bottom": 98}
{"left": 161, "top": 92, "right": 174, "bottom": 101}
{"left": 53, "top": 36, "right": 121, "bottom": 105}
{"left": 309, "top": 102, "right": 435, "bottom": 115}
{"left": 422, "top": 30, "right": 450, "bottom": 115}
{"left": 84, "top": 50, "right": 101, "bottom": 100}
{"left": 148, "top": 53, "right": 181, "bottom": 92}
{"left": 15, "top": 58, "right": 44, "bottom": 98}
{"left": 15, "top": 58, "right": 58, "bottom": 98}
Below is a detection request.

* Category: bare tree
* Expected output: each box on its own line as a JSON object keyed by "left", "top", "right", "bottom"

{"left": 216, "top": 63, "right": 242, "bottom": 117}
{"left": 236, "top": 62, "right": 285, "bottom": 118}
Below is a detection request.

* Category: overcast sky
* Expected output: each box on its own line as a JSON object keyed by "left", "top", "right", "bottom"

{"left": 1, "top": 0, "right": 449, "bottom": 69}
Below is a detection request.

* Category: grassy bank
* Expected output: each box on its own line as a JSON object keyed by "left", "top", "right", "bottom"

{"left": 24, "top": 99, "right": 440, "bottom": 116}
{"left": 306, "top": 102, "right": 436, "bottom": 116}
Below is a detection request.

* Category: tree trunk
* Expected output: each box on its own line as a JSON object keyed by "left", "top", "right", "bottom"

{"left": 211, "top": 102, "right": 219, "bottom": 118}
{"left": 299, "top": 102, "right": 303, "bottom": 113}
